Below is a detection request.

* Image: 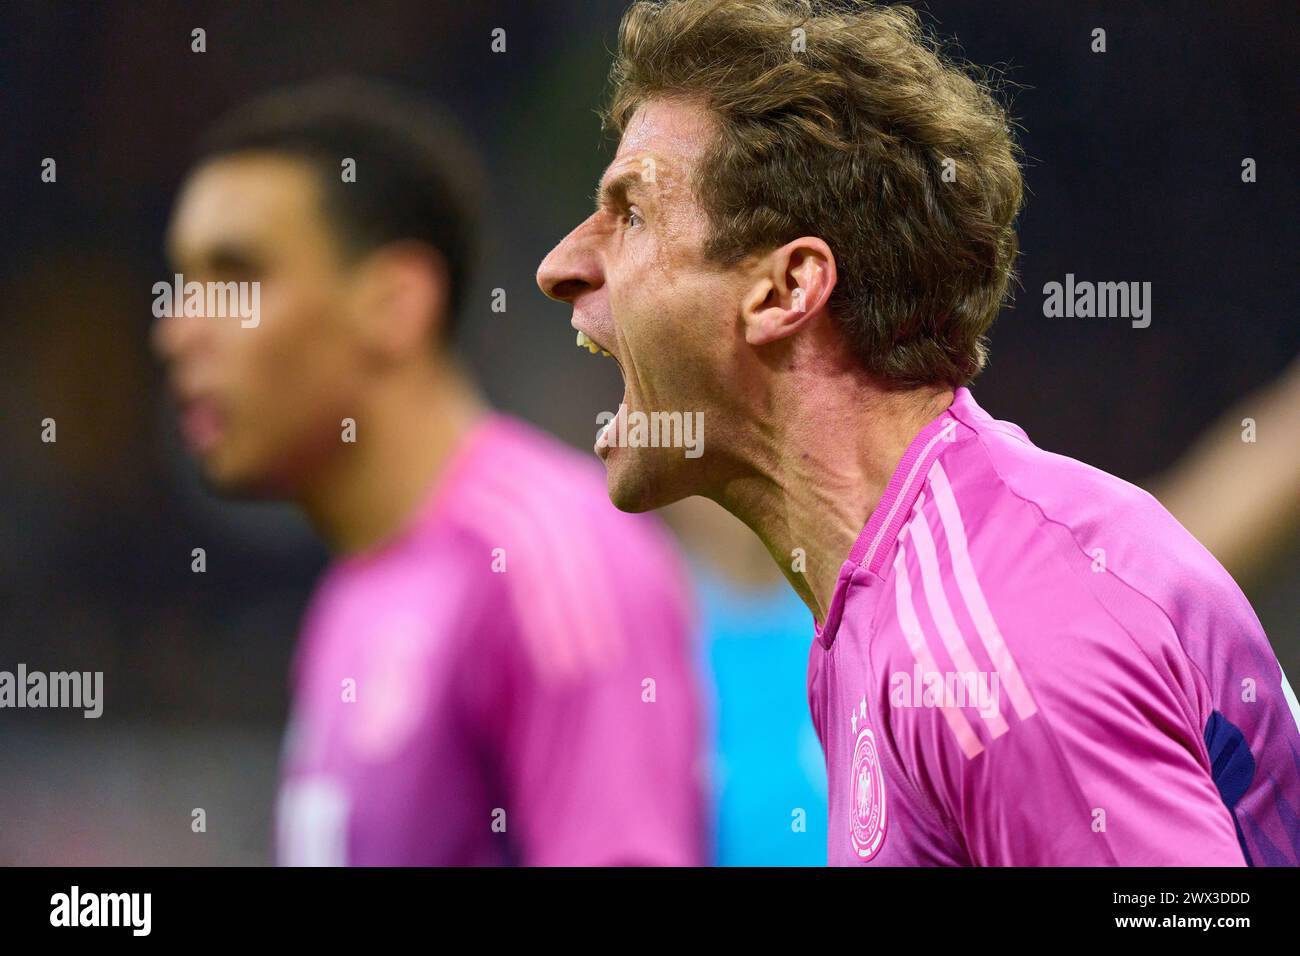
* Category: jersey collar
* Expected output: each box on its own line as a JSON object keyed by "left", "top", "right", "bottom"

{"left": 812, "top": 389, "right": 969, "bottom": 645}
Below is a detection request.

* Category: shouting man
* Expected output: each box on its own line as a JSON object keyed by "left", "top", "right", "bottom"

{"left": 538, "top": 0, "right": 1300, "bottom": 865}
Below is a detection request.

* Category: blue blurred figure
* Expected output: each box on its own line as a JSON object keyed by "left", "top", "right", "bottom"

{"left": 667, "top": 499, "right": 828, "bottom": 865}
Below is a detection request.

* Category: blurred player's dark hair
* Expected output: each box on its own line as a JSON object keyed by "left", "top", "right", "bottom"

{"left": 194, "top": 76, "right": 483, "bottom": 336}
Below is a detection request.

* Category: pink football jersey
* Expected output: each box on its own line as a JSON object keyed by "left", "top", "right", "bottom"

{"left": 276, "top": 413, "right": 705, "bottom": 865}
{"left": 809, "top": 387, "right": 1300, "bottom": 866}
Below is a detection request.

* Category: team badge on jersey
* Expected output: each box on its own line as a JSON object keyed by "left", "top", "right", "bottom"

{"left": 849, "top": 695, "right": 887, "bottom": 860}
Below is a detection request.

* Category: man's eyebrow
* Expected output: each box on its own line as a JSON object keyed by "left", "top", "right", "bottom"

{"left": 594, "top": 169, "right": 651, "bottom": 212}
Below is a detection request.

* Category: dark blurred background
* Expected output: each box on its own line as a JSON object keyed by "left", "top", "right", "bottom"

{"left": 1, "top": 1, "right": 1296, "bottom": 863}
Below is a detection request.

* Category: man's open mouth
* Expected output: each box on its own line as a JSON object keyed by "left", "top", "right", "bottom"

{"left": 573, "top": 326, "right": 628, "bottom": 458}
{"left": 575, "top": 329, "right": 613, "bottom": 358}
{"left": 573, "top": 325, "right": 625, "bottom": 380}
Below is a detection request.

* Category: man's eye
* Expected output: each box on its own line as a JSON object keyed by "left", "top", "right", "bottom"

{"left": 627, "top": 208, "right": 644, "bottom": 228}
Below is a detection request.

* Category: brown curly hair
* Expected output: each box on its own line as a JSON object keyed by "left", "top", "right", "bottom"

{"left": 605, "top": 0, "right": 1023, "bottom": 388}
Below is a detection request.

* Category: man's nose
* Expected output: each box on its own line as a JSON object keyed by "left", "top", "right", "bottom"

{"left": 536, "top": 219, "right": 602, "bottom": 304}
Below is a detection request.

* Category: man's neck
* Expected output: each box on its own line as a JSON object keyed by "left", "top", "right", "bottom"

{"left": 298, "top": 358, "right": 486, "bottom": 556}
{"left": 717, "top": 375, "right": 953, "bottom": 624}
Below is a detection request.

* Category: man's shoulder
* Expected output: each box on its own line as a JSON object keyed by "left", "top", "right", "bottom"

{"left": 452, "top": 413, "right": 681, "bottom": 564}
{"left": 941, "top": 401, "right": 1242, "bottom": 622}
{"left": 439, "top": 415, "right": 691, "bottom": 674}
{"left": 916, "top": 399, "right": 1265, "bottom": 715}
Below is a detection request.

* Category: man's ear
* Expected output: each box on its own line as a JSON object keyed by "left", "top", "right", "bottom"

{"left": 740, "top": 237, "right": 836, "bottom": 346}
{"left": 348, "top": 242, "right": 451, "bottom": 360}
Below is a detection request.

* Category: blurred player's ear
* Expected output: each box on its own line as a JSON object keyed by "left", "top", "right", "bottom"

{"left": 349, "top": 242, "right": 452, "bottom": 360}
{"left": 740, "top": 238, "right": 836, "bottom": 347}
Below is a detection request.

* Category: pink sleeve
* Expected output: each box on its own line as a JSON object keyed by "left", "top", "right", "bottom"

{"left": 913, "top": 616, "right": 1247, "bottom": 866}
{"left": 491, "top": 549, "right": 704, "bottom": 867}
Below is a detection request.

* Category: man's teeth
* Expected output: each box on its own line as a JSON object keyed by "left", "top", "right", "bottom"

{"left": 575, "top": 331, "right": 612, "bottom": 357}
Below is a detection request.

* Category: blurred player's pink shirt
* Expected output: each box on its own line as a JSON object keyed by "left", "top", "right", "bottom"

{"left": 276, "top": 414, "right": 704, "bottom": 865}
{"left": 810, "top": 387, "right": 1300, "bottom": 866}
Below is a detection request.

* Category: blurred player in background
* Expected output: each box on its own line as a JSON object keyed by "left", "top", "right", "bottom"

{"left": 153, "top": 78, "right": 704, "bottom": 866}
{"left": 537, "top": 0, "right": 1300, "bottom": 865}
